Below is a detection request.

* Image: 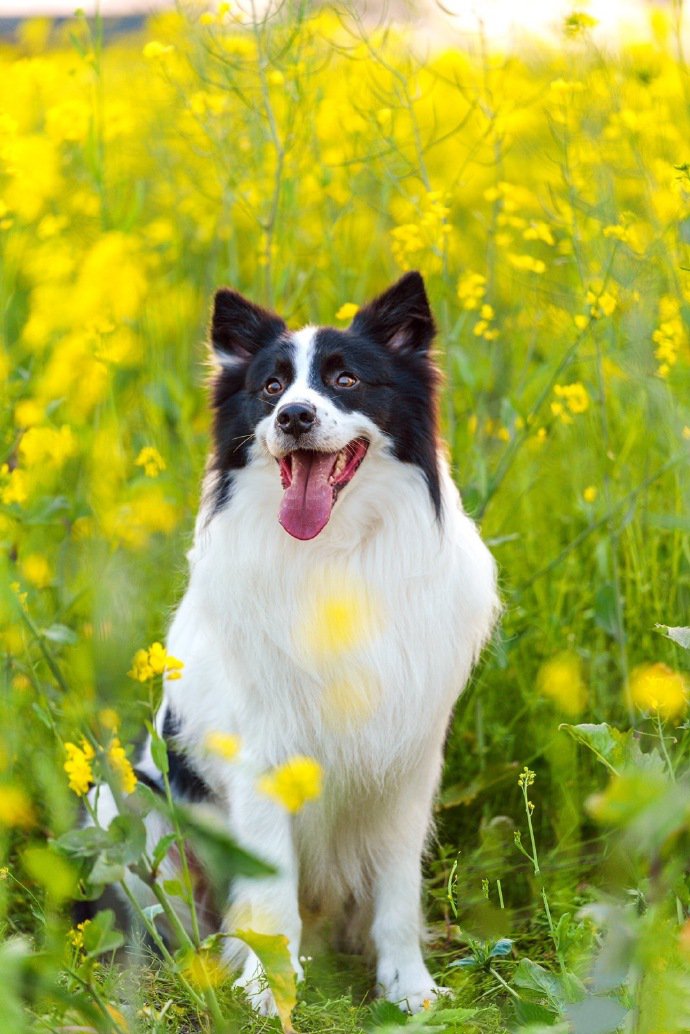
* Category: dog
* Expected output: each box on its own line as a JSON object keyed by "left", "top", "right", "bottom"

{"left": 95, "top": 270, "right": 499, "bottom": 1015}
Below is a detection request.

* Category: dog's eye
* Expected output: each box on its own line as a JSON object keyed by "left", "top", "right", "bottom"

{"left": 264, "top": 378, "right": 284, "bottom": 396}
{"left": 335, "top": 372, "right": 358, "bottom": 389}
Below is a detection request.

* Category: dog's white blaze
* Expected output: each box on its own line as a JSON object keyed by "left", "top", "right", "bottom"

{"left": 287, "top": 325, "right": 317, "bottom": 397}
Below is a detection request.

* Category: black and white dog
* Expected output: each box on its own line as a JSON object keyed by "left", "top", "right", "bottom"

{"left": 99, "top": 271, "right": 499, "bottom": 1014}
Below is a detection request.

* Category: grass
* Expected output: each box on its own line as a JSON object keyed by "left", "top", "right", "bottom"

{"left": 0, "top": 2, "right": 689, "bottom": 1032}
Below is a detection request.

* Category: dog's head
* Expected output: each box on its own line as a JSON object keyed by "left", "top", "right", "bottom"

{"left": 209, "top": 271, "right": 441, "bottom": 540}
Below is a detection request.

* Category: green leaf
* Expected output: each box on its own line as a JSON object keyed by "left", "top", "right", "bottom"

{"left": 42, "top": 623, "right": 78, "bottom": 645}
{"left": 152, "top": 832, "right": 177, "bottom": 871}
{"left": 88, "top": 851, "right": 126, "bottom": 887}
{"left": 107, "top": 812, "right": 147, "bottom": 864}
{"left": 234, "top": 929, "right": 296, "bottom": 1033}
{"left": 656, "top": 624, "right": 690, "bottom": 649}
{"left": 54, "top": 826, "right": 111, "bottom": 859}
{"left": 513, "top": 958, "right": 568, "bottom": 1010}
{"left": 81, "top": 909, "right": 124, "bottom": 957}
{"left": 142, "top": 903, "right": 164, "bottom": 923}
{"left": 513, "top": 998, "right": 561, "bottom": 1025}
{"left": 150, "top": 732, "right": 169, "bottom": 775}
{"left": 162, "top": 878, "right": 186, "bottom": 899}
{"left": 559, "top": 723, "right": 634, "bottom": 773}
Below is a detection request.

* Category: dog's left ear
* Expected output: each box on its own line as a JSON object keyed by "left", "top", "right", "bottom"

{"left": 351, "top": 271, "right": 436, "bottom": 355}
{"left": 211, "top": 288, "right": 287, "bottom": 365}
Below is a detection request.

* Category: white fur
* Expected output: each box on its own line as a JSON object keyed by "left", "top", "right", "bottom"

{"left": 131, "top": 332, "right": 500, "bottom": 1015}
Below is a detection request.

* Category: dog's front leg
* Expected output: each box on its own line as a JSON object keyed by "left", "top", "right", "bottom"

{"left": 223, "top": 767, "right": 303, "bottom": 1016}
{"left": 371, "top": 763, "right": 448, "bottom": 1013}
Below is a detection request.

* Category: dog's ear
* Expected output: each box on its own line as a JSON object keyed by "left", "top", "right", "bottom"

{"left": 211, "top": 288, "right": 287, "bottom": 365}
{"left": 351, "top": 271, "right": 436, "bottom": 355}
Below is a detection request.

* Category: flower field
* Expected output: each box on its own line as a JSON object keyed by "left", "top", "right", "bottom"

{"left": 0, "top": 4, "right": 689, "bottom": 1032}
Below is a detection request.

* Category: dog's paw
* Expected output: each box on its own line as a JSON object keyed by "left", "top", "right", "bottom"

{"left": 233, "top": 964, "right": 279, "bottom": 1017}
{"left": 379, "top": 963, "right": 451, "bottom": 1015}
{"left": 395, "top": 983, "right": 451, "bottom": 1014}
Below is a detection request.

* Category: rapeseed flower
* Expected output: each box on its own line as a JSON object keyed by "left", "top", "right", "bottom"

{"left": 135, "top": 446, "right": 166, "bottom": 478}
{"left": 335, "top": 302, "right": 358, "bottom": 321}
{"left": 205, "top": 732, "right": 241, "bottom": 760}
{"left": 630, "top": 663, "right": 688, "bottom": 720}
{"left": 129, "top": 642, "right": 184, "bottom": 682}
{"left": 107, "top": 738, "right": 137, "bottom": 795}
{"left": 258, "top": 756, "right": 322, "bottom": 812}
{"left": 536, "top": 652, "right": 588, "bottom": 715}
{"left": 64, "top": 739, "right": 95, "bottom": 796}
{"left": 0, "top": 785, "right": 35, "bottom": 827}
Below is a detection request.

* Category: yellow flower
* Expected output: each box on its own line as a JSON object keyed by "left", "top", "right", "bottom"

{"left": 107, "top": 737, "right": 137, "bottom": 794}
{"left": 583, "top": 485, "right": 598, "bottom": 503}
{"left": 19, "top": 425, "right": 76, "bottom": 468}
{"left": 335, "top": 302, "right": 358, "bottom": 321}
{"left": 0, "top": 465, "right": 27, "bottom": 506}
{"left": 507, "top": 253, "right": 546, "bottom": 274}
{"left": 457, "top": 271, "right": 486, "bottom": 310}
{"left": 135, "top": 446, "right": 166, "bottom": 478}
{"left": 68, "top": 920, "right": 90, "bottom": 950}
{"left": 205, "top": 731, "right": 241, "bottom": 760}
{"left": 143, "top": 41, "right": 175, "bottom": 59}
{"left": 553, "top": 382, "right": 590, "bottom": 419}
{"left": 536, "top": 652, "right": 588, "bottom": 715}
{"left": 20, "top": 554, "right": 52, "bottom": 589}
{"left": 682, "top": 426, "right": 690, "bottom": 440}
{"left": 297, "top": 576, "right": 379, "bottom": 661}
{"left": 0, "top": 785, "right": 35, "bottom": 827}
{"left": 258, "top": 756, "right": 323, "bottom": 812}
{"left": 64, "top": 739, "right": 95, "bottom": 797}
{"left": 630, "top": 663, "right": 688, "bottom": 719}
{"left": 128, "top": 642, "right": 184, "bottom": 682}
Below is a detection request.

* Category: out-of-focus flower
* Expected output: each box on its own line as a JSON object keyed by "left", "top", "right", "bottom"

{"left": 630, "top": 663, "right": 688, "bottom": 719}
{"left": 335, "top": 302, "right": 358, "bottom": 321}
{"left": 205, "top": 731, "right": 241, "bottom": 760}
{"left": 135, "top": 446, "right": 166, "bottom": 478}
{"left": 536, "top": 652, "right": 588, "bottom": 715}
{"left": 258, "top": 756, "right": 322, "bottom": 812}
{"left": 143, "top": 41, "right": 175, "bottom": 59}
{"left": 0, "top": 785, "right": 35, "bottom": 827}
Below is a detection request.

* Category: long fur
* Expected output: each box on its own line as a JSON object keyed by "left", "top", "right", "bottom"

{"left": 93, "top": 272, "right": 500, "bottom": 1016}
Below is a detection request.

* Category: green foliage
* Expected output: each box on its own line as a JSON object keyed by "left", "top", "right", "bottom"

{"left": 0, "top": 1, "right": 689, "bottom": 1032}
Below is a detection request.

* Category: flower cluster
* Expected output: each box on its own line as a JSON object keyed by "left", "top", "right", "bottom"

{"left": 64, "top": 739, "right": 95, "bottom": 797}
{"left": 128, "top": 642, "right": 184, "bottom": 682}
{"left": 551, "top": 382, "right": 590, "bottom": 423}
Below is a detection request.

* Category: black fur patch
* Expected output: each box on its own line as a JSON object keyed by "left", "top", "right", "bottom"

{"left": 209, "top": 291, "right": 292, "bottom": 514}
{"left": 207, "top": 272, "right": 442, "bottom": 518}
{"left": 162, "top": 710, "right": 213, "bottom": 803}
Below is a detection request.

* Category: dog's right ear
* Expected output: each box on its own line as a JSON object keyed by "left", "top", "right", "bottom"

{"left": 211, "top": 289, "right": 287, "bottom": 365}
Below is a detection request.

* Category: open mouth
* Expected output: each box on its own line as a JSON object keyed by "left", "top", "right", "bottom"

{"left": 277, "top": 438, "right": 369, "bottom": 541}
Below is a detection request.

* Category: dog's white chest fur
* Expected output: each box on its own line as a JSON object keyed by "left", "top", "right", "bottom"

{"left": 164, "top": 448, "right": 497, "bottom": 794}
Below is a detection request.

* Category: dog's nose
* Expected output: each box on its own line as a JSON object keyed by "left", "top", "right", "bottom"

{"left": 276, "top": 402, "right": 316, "bottom": 437}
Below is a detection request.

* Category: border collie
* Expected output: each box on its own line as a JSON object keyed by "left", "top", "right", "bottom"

{"left": 97, "top": 271, "right": 499, "bottom": 1015}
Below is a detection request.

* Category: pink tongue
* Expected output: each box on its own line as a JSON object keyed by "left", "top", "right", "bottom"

{"left": 279, "top": 451, "right": 338, "bottom": 540}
